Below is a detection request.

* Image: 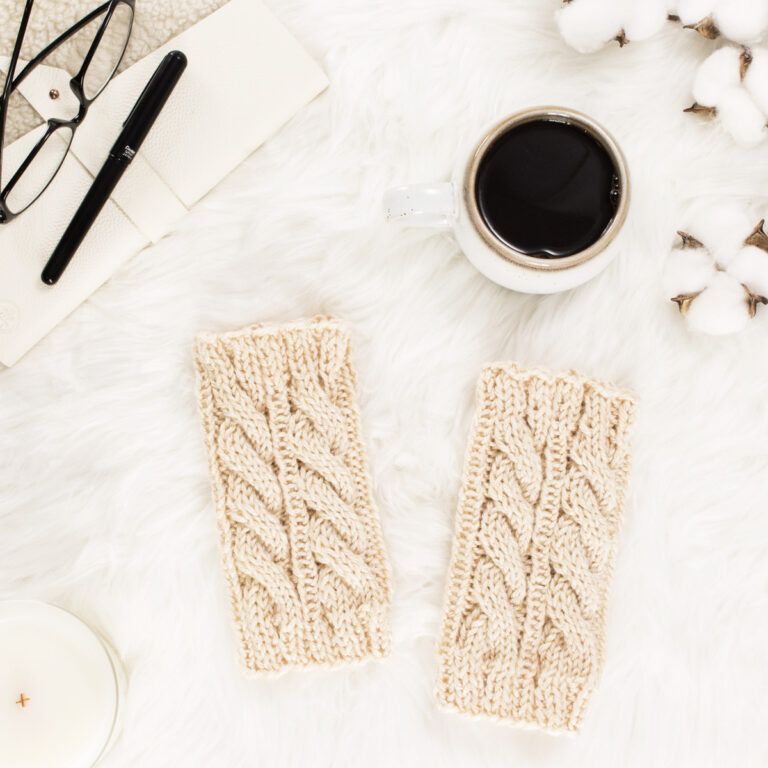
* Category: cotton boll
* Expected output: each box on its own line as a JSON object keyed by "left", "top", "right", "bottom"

{"left": 684, "top": 202, "right": 753, "bottom": 260}
{"left": 743, "top": 48, "right": 768, "bottom": 115}
{"left": 624, "top": 0, "right": 670, "bottom": 41}
{"left": 692, "top": 47, "right": 743, "bottom": 107}
{"left": 728, "top": 245, "right": 768, "bottom": 297}
{"left": 663, "top": 248, "right": 715, "bottom": 296}
{"left": 676, "top": 0, "right": 715, "bottom": 26}
{"left": 556, "top": 0, "right": 623, "bottom": 53}
{"left": 713, "top": 0, "right": 768, "bottom": 44}
{"left": 717, "top": 87, "right": 768, "bottom": 146}
{"left": 685, "top": 273, "right": 751, "bottom": 334}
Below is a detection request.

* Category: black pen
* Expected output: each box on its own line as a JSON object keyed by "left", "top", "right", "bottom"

{"left": 42, "top": 50, "right": 188, "bottom": 285}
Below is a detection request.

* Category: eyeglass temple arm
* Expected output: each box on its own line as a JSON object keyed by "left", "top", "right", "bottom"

{"left": 9, "top": 1, "right": 114, "bottom": 92}
{"left": 0, "top": 0, "right": 127, "bottom": 203}
{"left": 0, "top": 0, "right": 36, "bottom": 195}
{"left": 0, "top": 0, "right": 113, "bottom": 193}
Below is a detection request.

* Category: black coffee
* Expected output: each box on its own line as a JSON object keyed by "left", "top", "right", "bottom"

{"left": 474, "top": 119, "right": 620, "bottom": 259}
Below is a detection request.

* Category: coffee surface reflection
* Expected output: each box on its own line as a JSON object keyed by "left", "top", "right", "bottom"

{"left": 475, "top": 119, "right": 620, "bottom": 259}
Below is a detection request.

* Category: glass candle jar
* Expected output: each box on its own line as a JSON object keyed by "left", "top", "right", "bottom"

{"left": 0, "top": 600, "right": 126, "bottom": 768}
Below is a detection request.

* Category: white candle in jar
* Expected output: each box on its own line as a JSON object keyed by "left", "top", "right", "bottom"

{"left": 0, "top": 601, "right": 125, "bottom": 768}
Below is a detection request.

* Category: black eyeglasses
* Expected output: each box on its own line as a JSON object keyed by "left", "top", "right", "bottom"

{"left": 0, "top": 0, "right": 134, "bottom": 224}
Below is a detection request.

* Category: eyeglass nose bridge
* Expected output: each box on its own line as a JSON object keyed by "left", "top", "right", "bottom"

{"left": 0, "top": 0, "right": 135, "bottom": 224}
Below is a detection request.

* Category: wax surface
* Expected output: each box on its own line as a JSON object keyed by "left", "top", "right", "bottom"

{"left": 0, "top": 602, "right": 119, "bottom": 768}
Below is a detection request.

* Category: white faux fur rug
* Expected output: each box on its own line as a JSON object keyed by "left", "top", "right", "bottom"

{"left": 2, "top": 1, "right": 768, "bottom": 766}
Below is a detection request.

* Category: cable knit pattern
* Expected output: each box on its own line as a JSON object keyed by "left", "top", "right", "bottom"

{"left": 436, "top": 363, "right": 636, "bottom": 732}
{"left": 194, "top": 317, "right": 391, "bottom": 674}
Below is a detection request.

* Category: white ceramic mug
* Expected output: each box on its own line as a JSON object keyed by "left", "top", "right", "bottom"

{"left": 383, "top": 106, "right": 630, "bottom": 294}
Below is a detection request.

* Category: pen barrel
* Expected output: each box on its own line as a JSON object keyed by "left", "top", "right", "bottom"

{"left": 41, "top": 50, "right": 188, "bottom": 286}
{"left": 41, "top": 157, "right": 125, "bottom": 285}
{"left": 117, "top": 50, "right": 187, "bottom": 153}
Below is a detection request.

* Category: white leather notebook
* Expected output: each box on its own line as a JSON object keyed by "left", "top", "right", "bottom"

{"left": 0, "top": 0, "right": 328, "bottom": 367}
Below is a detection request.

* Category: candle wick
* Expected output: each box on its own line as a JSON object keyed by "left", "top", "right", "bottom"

{"left": 16, "top": 693, "right": 30, "bottom": 708}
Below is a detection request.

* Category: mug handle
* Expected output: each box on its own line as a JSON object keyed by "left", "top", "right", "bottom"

{"left": 383, "top": 182, "right": 455, "bottom": 229}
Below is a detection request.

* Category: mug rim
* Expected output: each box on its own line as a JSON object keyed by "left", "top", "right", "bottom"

{"left": 463, "top": 106, "right": 630, "bottom": 273}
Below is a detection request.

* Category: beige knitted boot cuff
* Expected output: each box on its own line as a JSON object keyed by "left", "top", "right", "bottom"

{"left": 194, "top": 317, "right": 392, "bottom": 674}
{"left": 436, "top": 363, "right": 636, "bottom": 732}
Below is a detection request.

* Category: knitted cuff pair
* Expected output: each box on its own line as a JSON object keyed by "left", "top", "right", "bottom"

{"left": 194, "top": 317, "right": 636, "bottom": 732}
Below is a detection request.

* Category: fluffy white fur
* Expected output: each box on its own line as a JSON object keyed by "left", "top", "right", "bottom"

{"left": 2, "top": 0, "right": 768, "bottom": 766}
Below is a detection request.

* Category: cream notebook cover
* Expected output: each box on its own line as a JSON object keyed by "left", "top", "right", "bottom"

{"left": 0, "top": 0, "right": 328, "bottom": 366}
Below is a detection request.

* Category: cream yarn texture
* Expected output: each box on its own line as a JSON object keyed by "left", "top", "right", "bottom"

{"left": 436, "top": 364, "right": 636, "bottom": 732}
{"left": 194, "top": 317, "right": 392, "bottom": 674}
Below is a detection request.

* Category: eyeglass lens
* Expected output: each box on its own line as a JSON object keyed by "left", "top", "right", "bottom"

{"left": 1, "top": 2, "right": 133, "bottom": 216}
{"left": 2, "top": 124, "right": 73, "bottom": 214}
{"left": 82, "top": 3, "right": 133, "bottom": 101}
